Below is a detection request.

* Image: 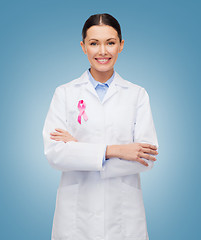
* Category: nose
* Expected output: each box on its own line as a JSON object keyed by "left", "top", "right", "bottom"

{"left": 99, "top": 44, "right": 107, "bottom": 55}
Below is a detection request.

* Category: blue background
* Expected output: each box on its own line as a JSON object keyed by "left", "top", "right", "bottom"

{"left": 1, "top": 0, "right": 200, "bottom": 239}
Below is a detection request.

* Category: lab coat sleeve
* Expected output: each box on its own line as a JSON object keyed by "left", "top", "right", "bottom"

{"left": 100, "top": 88, "right": 158, "bottom": 179}
{"left": 42, "top": 86, "right": 106, "bottom": 172}
{"left": 102, "top": 146, "right": 107, "bottom": 166}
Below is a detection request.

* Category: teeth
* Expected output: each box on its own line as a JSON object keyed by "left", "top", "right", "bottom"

{"left": 96, "top": 59, "right": 109, "bottom": 62}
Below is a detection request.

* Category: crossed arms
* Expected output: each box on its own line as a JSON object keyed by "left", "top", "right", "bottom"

{"left": 43, "top": 86, "right": 158, "bottom": 178}
{"left": 50, "top": 128, "right": 158, "bottom": 167}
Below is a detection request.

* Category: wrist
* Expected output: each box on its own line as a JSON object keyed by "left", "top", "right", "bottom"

{"left": 106, "top": 145, "right": 121, "bottom": 159}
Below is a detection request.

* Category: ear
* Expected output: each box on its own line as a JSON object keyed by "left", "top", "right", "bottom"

{"left": 118, "top": 39, "right": 124, "bottom": 53}
{"left": 80, "top": 41, "right": 87, "bottom": 54}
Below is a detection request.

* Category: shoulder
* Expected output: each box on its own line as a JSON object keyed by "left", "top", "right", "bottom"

{"left": 55, "top": 71, "right": 88, "bottom": 92}
{"left": 115, "top": 72, "right": 151, "bottom": 107}
{"left": 115, "top": 72, "right": 148, "bottom": 96}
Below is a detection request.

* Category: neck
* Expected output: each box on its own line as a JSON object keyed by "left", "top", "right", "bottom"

{"left": 90, "top": 68, "right": 114, "bottom": 83}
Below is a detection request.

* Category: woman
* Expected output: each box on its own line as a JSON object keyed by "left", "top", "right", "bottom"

{"left": 43, "top": 13, "right": 158, "bottom": 240}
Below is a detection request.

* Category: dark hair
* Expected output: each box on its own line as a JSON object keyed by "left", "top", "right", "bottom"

{"left": 82, "top": 13, "right": 122, "bottom": 43}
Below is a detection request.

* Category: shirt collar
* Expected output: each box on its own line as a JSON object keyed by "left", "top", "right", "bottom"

{"left": 87, "top": 68, "right": 115, "bottom": 88}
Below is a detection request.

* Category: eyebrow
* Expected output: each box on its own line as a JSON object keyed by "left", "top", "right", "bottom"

{"left": 88, "top": 38, "right": 117, "bottom": 41}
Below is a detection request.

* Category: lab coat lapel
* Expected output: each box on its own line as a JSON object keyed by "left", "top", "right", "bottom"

{"left": 85, "top": 82, "right": 99, "bottom": 100}
{"left": 102, "top": 72, "right": 129, "bottom": 104}
{"left": 84, "top": 71, "right": 122, "bottom": 104}
{"left": 76, "top": 70, "right": 129, "bottom": 104}
{"left": 102, "top": 80, "right": 118, "bottom": 104}
{"left": 78, "top": 71, "right": 100, "bottom": 100}
{"left": 77, "top": 70, "right": 117, "bottom": 103}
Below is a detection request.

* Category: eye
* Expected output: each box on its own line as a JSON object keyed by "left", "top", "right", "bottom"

{"left": 90, "top": 42, "right": 97, "bottom": 46}
{"left": 108, "top": 42, "right": 115, "bottom": 45}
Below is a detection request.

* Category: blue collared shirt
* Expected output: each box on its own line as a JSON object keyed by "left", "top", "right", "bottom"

{"left": 87, "top": 69, "right": 115, "bottom": 101}
{"left": 87, "top": 69, "right": 115, "bottom": 165}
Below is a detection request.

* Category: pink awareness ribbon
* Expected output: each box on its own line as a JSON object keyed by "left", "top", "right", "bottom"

{"left": 77, "top": 100, "right": 88, "bottom": 124}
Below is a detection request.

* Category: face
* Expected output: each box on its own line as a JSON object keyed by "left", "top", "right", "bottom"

{"left": 80, "top": 25, "right": 124, "bottom": 75}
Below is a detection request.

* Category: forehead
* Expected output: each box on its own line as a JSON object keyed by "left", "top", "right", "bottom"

{"left": 86, "top": 25, "right": 118, "bottom": 40}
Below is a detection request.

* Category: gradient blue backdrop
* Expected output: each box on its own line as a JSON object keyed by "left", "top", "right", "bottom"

{"left": 1, "top": 0, "right": 200, "bottom": 239}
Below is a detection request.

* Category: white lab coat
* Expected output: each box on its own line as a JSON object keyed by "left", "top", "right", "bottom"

{"left": 43, "top": 70, "right": 158, "bottom": 240}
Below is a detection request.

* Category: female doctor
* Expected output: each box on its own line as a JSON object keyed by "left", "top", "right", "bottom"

{"left": 43, "top": 13, "right": 158, "bottom": 240}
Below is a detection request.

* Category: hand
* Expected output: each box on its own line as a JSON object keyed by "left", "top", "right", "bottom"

{"left": 119, "top": 143, "right": 158, "bottom": 166}
{"left": 50, "top": 128, "right": 78, "bottom": 143}
{"left": 106, "top": 143, "right": 158, "bottom": 166}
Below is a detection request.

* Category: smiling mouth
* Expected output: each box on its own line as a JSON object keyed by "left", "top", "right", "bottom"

{"left": 95, "top": 58, "right": 111, "bottom": 64}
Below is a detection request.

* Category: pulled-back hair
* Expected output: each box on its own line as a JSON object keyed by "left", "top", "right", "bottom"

{"left": 82, "top": 13, "right": 122, "bottom": 43}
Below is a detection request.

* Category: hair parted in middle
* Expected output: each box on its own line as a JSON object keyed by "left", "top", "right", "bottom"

{"left": 82, "top": 13, "right": 122, "bottom": 43}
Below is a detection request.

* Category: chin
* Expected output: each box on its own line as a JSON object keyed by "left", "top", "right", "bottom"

{"left": 92, "top": 64, "right": 114, "bottom": 73}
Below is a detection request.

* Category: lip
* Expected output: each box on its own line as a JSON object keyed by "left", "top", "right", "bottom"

{"left": 95, "top": 58, "right": 111, "bottom": 64}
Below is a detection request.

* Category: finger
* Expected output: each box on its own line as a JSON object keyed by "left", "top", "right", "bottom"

{"left": 139, "top": 152, "right": 156, "bottom": 161}
{"left": 51, "top": 131, "right": 69, "bottom": 137}
{"left": 55, "top": 128, "right": 70, "bottom": 135}
{"left": 51, "top": 134, "right": 76, "bottom": 141}
{"left": 55, "top": 129, "right": 74, "bottom": 138}
{"left": 136, "top": 157, "right": 149, "bottom": 166}
{"left": 55, "top": 128, "right": 66, "bottom": 133}
{"left": 50, "top": 136, "right": 62, "bottom": 141}
{"left": 140, "top": 143, "right": 157, "bottom": 150}
{"left": 50, "top": 132, "right": 63, "bottom": 136}
{"left": 50, "top": 136, "right": 66, "bottom": 142}
{"left": 142, "top": 148, "right": 158, "bottom": 155}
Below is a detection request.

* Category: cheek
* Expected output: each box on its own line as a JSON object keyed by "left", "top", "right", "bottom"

{"left": 107, "top": 47, "right": 119, "bottom": 58}
{"left": 86, "top": 47, "right": 97, "bottom": 58}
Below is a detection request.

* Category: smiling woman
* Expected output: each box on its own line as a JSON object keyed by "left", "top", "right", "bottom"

{"left": 43, "top": 13, "right": 158, "bottom": 240}
{"left": 80, "top": 24, "right": 124, "bottom": 82}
